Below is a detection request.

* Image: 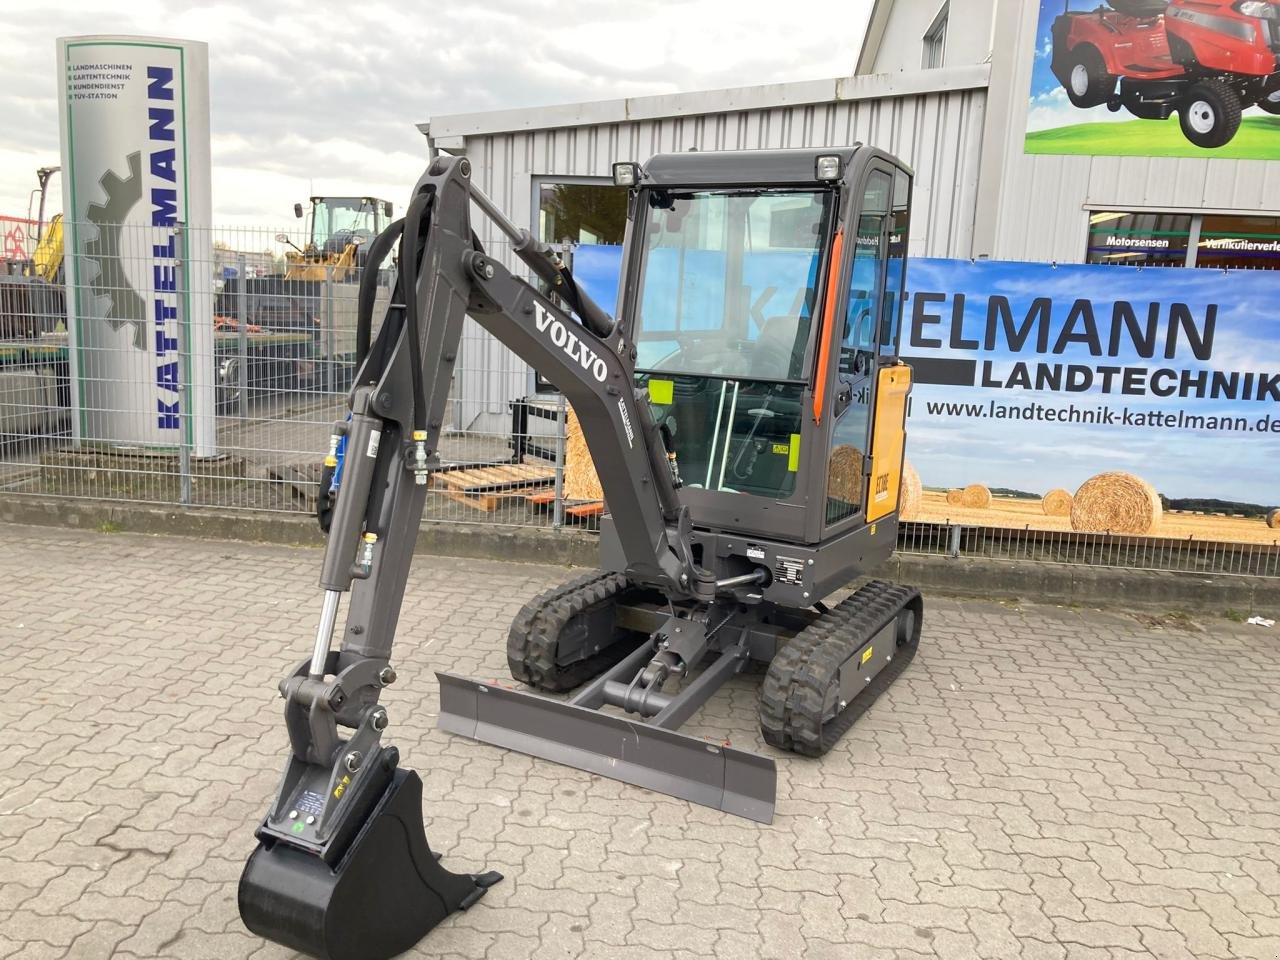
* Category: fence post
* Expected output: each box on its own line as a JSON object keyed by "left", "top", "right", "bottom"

{"left": 324, "top": 264, "right": 336, "bottom": 395}
{"left": 175, "top": 222, "right": 192, "bottom": 505}
{"left": 552, "top": 392, "right": 566, "bottom": 529}
{"left": 237, "top": 254, "right": 248, "bottom": 418}
{"left": 947, "top": 523, "right": 962, "bottom": 559}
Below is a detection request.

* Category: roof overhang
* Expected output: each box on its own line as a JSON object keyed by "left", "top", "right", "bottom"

{"left": 418, "top": 64, "right": 990, "bottom": 145}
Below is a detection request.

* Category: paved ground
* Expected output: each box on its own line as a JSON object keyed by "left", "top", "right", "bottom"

{"left": 2, "top": 523, "right": 1279, "bottom": 960}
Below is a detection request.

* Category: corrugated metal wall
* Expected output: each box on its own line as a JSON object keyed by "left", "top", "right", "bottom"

{"left": 988, "top": 2, "right": 1280, "bottom": 263}
{"left": 446, "top": 84, "right": 989, "bottom": 433}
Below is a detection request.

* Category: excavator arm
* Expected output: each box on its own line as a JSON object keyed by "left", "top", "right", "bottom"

{"left": 239, "top": 154, "right": 712, "bottom": 960}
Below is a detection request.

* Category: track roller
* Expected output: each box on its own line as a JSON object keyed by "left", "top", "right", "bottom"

{"left": 507, "top": 572, "right": 647, "bottom": 691}
{"left": 759, "top": 580, "right": 922, "bottom": 756}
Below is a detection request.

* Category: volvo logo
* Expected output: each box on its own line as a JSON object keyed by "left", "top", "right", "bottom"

{"left": 533, "top": 301, "right": 609, "bottom": 382}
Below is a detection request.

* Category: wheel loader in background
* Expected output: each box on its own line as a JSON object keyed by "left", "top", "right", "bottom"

{"left": 278, "top": 195, "right": 394, "bottom": 281}
{"left": 238, "top": 146, "right": 923, "bottom": 960}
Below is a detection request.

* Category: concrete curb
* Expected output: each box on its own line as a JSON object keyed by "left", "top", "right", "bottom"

{"left": 3, "top": 496, "right": 1274, "bottom": 616}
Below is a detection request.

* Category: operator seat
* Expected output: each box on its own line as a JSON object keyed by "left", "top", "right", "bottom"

{"left": 751, "top": 315, "right": 806, "bottom": 380}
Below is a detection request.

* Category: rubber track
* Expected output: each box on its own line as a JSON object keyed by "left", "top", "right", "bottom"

{"left": 507, "top": 571, "right": 632, "bottom": 691}
{"left": 759, "top": 580, "right": 922, "bottom": 757}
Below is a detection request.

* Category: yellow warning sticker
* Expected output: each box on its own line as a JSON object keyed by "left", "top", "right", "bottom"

{"left": 771, "top": 443, "right": 790, "bottom": 456}
{"left": 861, "top": 646, "right": 874, "bottom": 665}
{"left": 649, "top": 379, "right": 674, "bottom": 405}
{"left": 787, "top": 434, "right": 801, "bottom": 472}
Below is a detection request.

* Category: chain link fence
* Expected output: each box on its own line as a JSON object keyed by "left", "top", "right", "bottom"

{"left": 1, "top": 220, "right": 1276, "bottom": 577}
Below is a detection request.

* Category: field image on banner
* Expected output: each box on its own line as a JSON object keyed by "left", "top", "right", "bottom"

{"left": 1026, "top": 0, "right": 1280, "bottom": 158}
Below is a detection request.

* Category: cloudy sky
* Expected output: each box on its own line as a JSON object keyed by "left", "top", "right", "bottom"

{"left": 3, "top": 0, "right": 873, "bottom": 227}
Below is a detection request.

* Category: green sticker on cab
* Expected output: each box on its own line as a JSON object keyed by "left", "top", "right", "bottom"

{"left": 649, "top": 379, "right": 674, "bottom": 405}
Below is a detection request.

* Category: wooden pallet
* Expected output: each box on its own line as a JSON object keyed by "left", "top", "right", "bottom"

{"left": 266, "top": 461, "right": 321, "bottom": 511}
{"left": 525, "top": 489, "right": 605, "bottom": 519}
{"left": 431, "top": 461, "right": 554, "bottom": 512}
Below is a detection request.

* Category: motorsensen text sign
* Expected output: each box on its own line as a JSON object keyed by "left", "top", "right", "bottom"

{"left": 58, "top": 35, "right": 215, "bottom": 455}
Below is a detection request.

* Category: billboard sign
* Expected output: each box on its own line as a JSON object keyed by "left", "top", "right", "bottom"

{"left": 572, "top": 245, "right": 1279, "bottom": 542}
{"left": 899, "top": 258, "right": 1277, "bottom": 537}
{"left": 1025, "top": 0, "right": 1280, "bottom": 158}
{"left": 1, "top": 217, "right": 36, "bottom": 262}
{"left": 58, "top": 35, "right": 216, "bottom": 455}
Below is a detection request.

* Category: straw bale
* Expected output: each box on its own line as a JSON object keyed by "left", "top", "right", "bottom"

{"left": 1070, "top": 471, "right": 1162, "bottom": 534}
{"left": 1267, "top": 508, "right": 1280, "bottom": 530}
{"left": 563, "top": 405, "right": 604, "bottom": 502}
{"left": 899, "top": 460, "right": 922, "bottom": 520}
{"left": 1042, "top": 488, "right": 1073, "bottom": 517}
{"left": 945, "top": 488, "right": 964, "bottom": 506}
{"left": 827, "top": 445, "right": 864, "bottom": 505}
{"left": 959, "top": 483, "right": 992, "bottom": 509}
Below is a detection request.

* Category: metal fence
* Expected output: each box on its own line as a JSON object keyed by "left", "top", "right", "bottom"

{"left": 1, "top": 220, "right": 1276, "bottom": 578}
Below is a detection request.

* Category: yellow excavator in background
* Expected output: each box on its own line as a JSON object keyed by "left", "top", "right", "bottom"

{"left": 276, "top": 196, "right": 394, "bottom": 281}
{"left": 1, "top": 166, "right": 64, "bottom": 339}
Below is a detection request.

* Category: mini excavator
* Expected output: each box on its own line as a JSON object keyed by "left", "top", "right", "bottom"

{"left": 238, "top": 147, "right": 924, "bottom": 960}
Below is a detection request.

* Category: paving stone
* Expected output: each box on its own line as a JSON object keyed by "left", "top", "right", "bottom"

{"left": 3, "top": 524, "right": 1277, "bottom": 960}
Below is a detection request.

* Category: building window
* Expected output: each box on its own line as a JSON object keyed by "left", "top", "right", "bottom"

{"left": 1087, "top": 211, "right": 1280, "bottom": 270}
{"left": 538, "top": 182, "right": 627, "bottom": 247}
{"left": 1086, "top": 211, "right": 1193, "bottom": 267}
{"left": 1196, "top": 215, "right": 1280, "bottom": 271}
{"left": 922, "top": 3, "right": 948, "bottom": 69}
{"left": 532, "top": 179, "right": 628, "bottom": 391}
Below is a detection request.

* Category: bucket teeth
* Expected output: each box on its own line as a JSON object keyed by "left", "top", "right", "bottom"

{"left": 238, "top": 768, "right": 499, "bottom": 960}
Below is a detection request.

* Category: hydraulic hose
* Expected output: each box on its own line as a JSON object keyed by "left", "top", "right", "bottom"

{"left": 355, "top": 217, "right": 404, "bottom": 366}
{"left": 398, "top": 191, "right": 434, "bottom": 434}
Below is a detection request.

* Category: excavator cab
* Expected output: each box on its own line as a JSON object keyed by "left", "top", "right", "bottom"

{"left": 617, "top": 151, "right": 913, "bottom": 548}
{"left": 239, "top": 148, "right": 921, "bottom": 960}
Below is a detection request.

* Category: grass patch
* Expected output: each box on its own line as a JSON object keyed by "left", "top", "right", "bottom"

{"left": 1025, "top": 115, "right": 1280, "bottom": 159}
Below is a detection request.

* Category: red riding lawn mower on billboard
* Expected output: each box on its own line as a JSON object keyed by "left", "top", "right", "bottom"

{"left": 1051, "top": 0, "right": 1280, "bottom": 147}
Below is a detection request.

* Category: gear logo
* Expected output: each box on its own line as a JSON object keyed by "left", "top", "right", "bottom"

{"left": 83, "top": 151, "right": 148, "bottom": 351}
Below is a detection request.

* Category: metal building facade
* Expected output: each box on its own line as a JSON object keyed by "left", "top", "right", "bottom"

{"left": 422, "top": 67, "right": 990, "bottom": 433}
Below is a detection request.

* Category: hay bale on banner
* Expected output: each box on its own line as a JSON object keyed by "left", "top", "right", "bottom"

{"left": 827, "top": 445, "right": 864, "bottom": 506}
{"left": 1042, "top": 488, "right": 1073, "bottom": 517}
{"left": 959, "top": 483, "right": 992, "bottom": 509}
{"left": 1267, "top": 508, "right": 1280, "bottom": 529}
{"left": 563, "top": 405, "right": 604, "bottom": 502}
{"left": 945, "top": 488, "right": 964, "bottom": 506}
{"left": 1070, "top": 472, "right": 1162, "bottom": 534}
{"left": 899, "top": 460, "right": 922, "bottom": 520}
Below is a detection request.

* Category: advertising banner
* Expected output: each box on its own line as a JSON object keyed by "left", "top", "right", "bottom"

{"left": 572, "top": 245, "right": 1279, "bottom": 543}
{"left": 1025, "top": 1, "right": 1280, "bottom": 158}
{"left": 900, "top": 258, "right": 1277, "bottom": 542}
{"left": 58, "top": 35, "right": 215, "bottom": 455}
{"left": 1, "top": 217, "right": 36, "bottom": 262}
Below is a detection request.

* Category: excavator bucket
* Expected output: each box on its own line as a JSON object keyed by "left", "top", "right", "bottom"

{"left": 437, "top": 672, "right": 777, "bottom": 823}
{"left": 238, "top": 763, "right": 500, "bottom": 960}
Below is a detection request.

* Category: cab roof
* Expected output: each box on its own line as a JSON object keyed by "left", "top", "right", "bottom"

{"left": 640, "top": 147, "right": 870, "bottom": 188}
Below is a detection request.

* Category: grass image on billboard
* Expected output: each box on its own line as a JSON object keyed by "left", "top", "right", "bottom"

{"left": 1027, "top": 116, "right": 1280, "bottom": 159}
{"left": 1025, "top": 1, "right": 1280, "bottom": 159}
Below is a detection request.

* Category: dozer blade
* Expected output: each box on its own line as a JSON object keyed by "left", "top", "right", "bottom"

{"left": 437, "top": 672, "right": 776, "bottom": 823}
{"left": 239, "top": 764, "right": 501, "bottom": 960}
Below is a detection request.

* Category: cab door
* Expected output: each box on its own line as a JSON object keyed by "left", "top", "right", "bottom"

{"left": 819, "top": 165, "right": 894, "bottom": 534}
